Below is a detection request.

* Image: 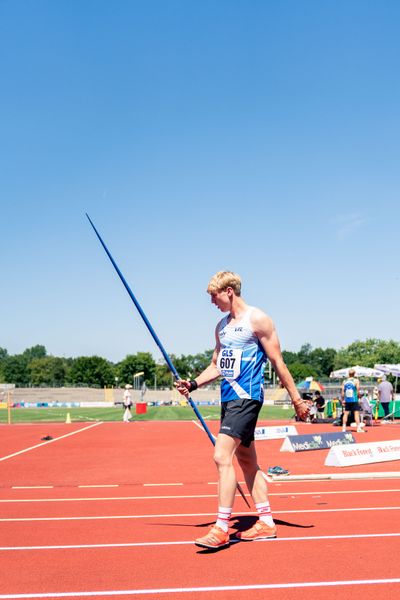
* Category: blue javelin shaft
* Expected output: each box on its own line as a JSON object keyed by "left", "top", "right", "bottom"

{"left": 86, "top": 214, "right": 251, "bottom": 507}
{"left": 85, "top": 213, "right": 216, "bottom": 444}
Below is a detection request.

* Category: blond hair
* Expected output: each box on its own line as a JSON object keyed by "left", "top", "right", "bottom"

{"left": 207, "top": 271, "right": 242, "bottom": 296}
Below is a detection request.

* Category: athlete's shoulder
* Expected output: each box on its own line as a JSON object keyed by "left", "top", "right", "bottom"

{"left": 249, "top": 306, "right": 275, "bottom": 336}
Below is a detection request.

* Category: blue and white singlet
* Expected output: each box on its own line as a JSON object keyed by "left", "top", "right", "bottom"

{"left": 343, "top": 378, "right": 358, "bottom": 403}
{"left": 216, "top": 307, "right": 267, "bottom": 402}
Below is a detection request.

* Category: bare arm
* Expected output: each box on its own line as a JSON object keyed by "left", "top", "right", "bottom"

{"left": 175, "top": 325, "right": 221, "bottom": 396}
{"left": 252, "top": 309, "right": 310, "bottom": 421}
{"left": 194, "top": 345, "right": 220, "bottom": 387}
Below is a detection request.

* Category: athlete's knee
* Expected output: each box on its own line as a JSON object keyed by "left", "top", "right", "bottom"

{"left": 213, "top": 448, "right": 234, "bottom": 469}
{"left": 213, "top": 450, "right": 231, "bottom": 468}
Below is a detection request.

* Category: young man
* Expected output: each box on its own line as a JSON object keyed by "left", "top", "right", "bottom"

{"left": 175, "top": 271, "right": 310, "bottom": 549}
{"left": 341, "top": 369, "right": 364, "bottom": 433}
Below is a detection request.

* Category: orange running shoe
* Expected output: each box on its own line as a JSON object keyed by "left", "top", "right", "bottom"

{"left": 194, "top": 525, "right": 230, "bottom": 549}
{"left": 236, "top": 519, "right": 277, "bottom": 541}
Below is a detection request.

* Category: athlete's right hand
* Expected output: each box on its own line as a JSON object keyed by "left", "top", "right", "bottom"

{"left": 174, "top": 380, "right": 190, "bottom": 397}
{"left": 294, "top": 400, "right": 312, "bottom": 421}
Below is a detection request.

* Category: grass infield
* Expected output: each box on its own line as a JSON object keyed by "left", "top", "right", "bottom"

{"left": 0, "top": 405, "right": 296, "bottom": 424}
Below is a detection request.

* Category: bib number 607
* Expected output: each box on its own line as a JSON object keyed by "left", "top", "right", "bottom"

{"left": 219, "top": 357, "right": 236, "bottom": 369}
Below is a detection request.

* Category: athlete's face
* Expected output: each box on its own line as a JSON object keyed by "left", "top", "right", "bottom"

{"left": 210, "top": 288, "right": 233, "bottom": 312}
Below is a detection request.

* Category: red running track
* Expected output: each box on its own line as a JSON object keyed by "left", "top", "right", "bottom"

{"left": 0, "top": 419, "right": 399, "bottom": 599}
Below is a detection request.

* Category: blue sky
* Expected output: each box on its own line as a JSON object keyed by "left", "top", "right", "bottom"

{"left": 1, "top": 0, "right": 399, "bottom": 363}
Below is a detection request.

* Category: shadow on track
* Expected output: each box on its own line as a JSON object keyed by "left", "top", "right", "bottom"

{"left": 231, "top": 515, "right": 314, "bottom": 532}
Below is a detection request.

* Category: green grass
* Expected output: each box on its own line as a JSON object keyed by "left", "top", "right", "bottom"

{"left": 0, "top": 405, "right": 296, "bottom": 424}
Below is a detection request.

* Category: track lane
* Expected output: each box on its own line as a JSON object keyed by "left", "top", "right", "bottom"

{"left": 0, "top": 582, "right": 400, "bottom": 600}
{"left": 0, "top": 488, "right": 399, "bottom": 520}
{"left": 1, "top": 507, "right": 399, "bottom": 547}
{"left": 0, "top": 536, "right": 399, "bottom": 596}
{"left": 1, "top": 477, "right": 399, "bottom": 497}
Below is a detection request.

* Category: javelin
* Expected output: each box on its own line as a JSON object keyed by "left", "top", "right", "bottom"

{"left": 86, "top": 213, "right": 250, "bottom": 507}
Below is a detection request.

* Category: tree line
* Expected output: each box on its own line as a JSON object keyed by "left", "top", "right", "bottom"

{"left": 0, "top": 339, "right": 399, "bottom": 388}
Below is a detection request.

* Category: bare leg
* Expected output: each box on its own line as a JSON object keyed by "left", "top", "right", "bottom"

{"left": 213, "top": 433, "right": 242, "bottom": 507}
{"left": 354, "top": 410, "right": 364, "bottom": 431}
{"left": 235, "top": 441, "right": 277, "bottom": 539}
{"left": 193, "top": 433, "right": 241, "bottom": 549}
{"left": 236, "top": 442, "right": 268, "bottom": 504}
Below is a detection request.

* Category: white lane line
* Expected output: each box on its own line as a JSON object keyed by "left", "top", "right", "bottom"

{"left": 1, "top": 578, "right": 400, "bottom": 598}
{"left": 11, "top": 487, "right": 54, "bottom": 490}
{"left": 1, "top": 505, "right": 400, "bottom": 522}
{"left": 279, "top": 488, "right": 400, "bottom": 496}
{"left": 0, "top": 494, "right": 219, "bottom": 503}
{"left": 2, "top": 487, "right": 400, "bottom": 503}
{"left": 143, "top": 483, "right": 183, "bottom": 487}
{"left": 269, "top": 471, "right": 400, "bottom": 482}
{"left": 0, "top": 422, "right": 103, "bottom": 463}
{"left": 4, "top": 483, "right": 400, "bottom": 494}
{"left": 208, "top": 481, "right": 247, "bottom": 485}
{"left": 78, "top": 485, "right": 119, "bottom": 489}
{"left": 1, "top": 531, "right": 399, "bottom": 551}
{"left": 191, "top": 419, "right": 217, "bottom": 440}
{"left": 0, "top": 512, "right": 219, "bottom": 523}
{"left": 210, "top": 487, "right": 400, "bottom": 497}
{"left": 191, "top": 419, "right": 207, "bottom": 433}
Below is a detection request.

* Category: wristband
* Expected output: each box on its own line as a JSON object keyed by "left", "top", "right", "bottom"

{"left": 188, "top": 380, "right": 198, "bottom": 392}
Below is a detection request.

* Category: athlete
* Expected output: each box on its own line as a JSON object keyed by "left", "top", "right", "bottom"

{"left": 341, "top": 369, "right": 364, "bottom": 433}
{"left": 175, "top": 271, "right": 310, "bottom": 549}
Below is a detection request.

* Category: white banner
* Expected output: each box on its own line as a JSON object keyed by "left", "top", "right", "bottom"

{"left": 80, "top": 402, "right": 115, "bottom": 408}
{"left": 325, "top": 439, "right": 400, "bottom": 467}
{"left": 255, "top": 425, "right": 298, "bottom": 440}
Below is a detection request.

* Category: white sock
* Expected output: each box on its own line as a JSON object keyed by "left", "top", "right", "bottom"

{"left": 256, "top": 501, "right": 275, "bottom": 527}
{"left": 215, "top": 506, "right": 232, "bottom": 532}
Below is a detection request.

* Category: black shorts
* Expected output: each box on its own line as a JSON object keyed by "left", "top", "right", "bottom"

{"left": 219, "top": 398, "right": 263, "bottom": 447}
{"left": 344, "top": 401, "right": 360, "bottom": 411}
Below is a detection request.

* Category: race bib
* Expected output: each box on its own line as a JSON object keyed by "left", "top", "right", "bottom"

{"left": 217, "top": 348, "right": 242, "bottom": 380}
{"left": 345, "top": 388, "right": 354, "bottom": 398}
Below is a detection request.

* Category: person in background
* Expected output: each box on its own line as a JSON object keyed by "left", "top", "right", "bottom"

{"left": 306, "top": 393, "right": 317, "bottom": 422}
{"left": 314, "top": 390, "right": 326, "bottom": 420}
{"left": 360, "top": 389, "right": 373, "bottom": 425}
{"left": 123, "top": 384, "right": 133, "bottom": 422}
{"left": 378, "top": 375, "right": 394, "bottom": 422}
{"left": 341, "top": 368, "right": 364, "bottom": 433}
